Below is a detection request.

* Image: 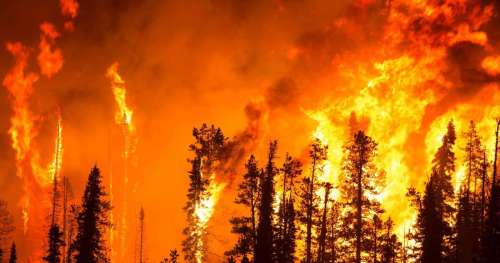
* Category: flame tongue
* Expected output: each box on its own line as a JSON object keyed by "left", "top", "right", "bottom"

{"left": 106, "top": 62, "right": 137, "bottom": 262}
{"left": 193, "top": 161, "right": 225, "bottom": 263}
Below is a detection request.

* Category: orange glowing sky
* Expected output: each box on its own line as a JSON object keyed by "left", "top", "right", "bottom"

{"left": 1, "top": 0, "right": 499, "bottom": 262}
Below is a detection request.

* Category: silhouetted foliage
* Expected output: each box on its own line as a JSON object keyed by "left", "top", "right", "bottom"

{"left": 341, "top": 131, "right": 381, "bottom": 263}
{"left": 8, "top": 243, "right": 16, "bottom": 263}
{"left": 275, "top": 154, "right": 301, "bottom": 263}
{"left": 43, "top": 224, "right": 65, "bottom": 263}
{"left": 72, "top": 166, "right": 111, "bottom": 263}
{"left": 226, "top": 155, "right": 260, "bottom": 261}
{"left": 482, "top": 119, "right": 500, "bottom": 262}
{"left": 431, "top": 121, "right": 457, "bottom": 260}
{"left": 255, "top": 141, "right": 278, "bottom": 263}
{"left": 300, "top": 139, "right": 327, "bottom": 263}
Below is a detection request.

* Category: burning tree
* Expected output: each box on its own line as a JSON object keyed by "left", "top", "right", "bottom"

{"left": 340, "top": 130, "right": 382, "bottom": 263}
{"left": 183, "top": 124, "right": 227, "bottom": 263}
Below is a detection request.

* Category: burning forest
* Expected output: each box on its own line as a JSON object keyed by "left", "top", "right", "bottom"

{"left": 0, "top": 0, "right": 500, "bottom": 262}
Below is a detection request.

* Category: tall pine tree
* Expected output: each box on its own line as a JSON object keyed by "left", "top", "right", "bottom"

{"left": 300, "top": 139, "right": 327, "bottom": 263}
{"left": 341, "top": 130, "right": 381, "bottom": 263}
{"left": 183, "top": 124, "right": 227, "bottom": 262}
{"left": 482, "top": 119, "right": 500, "bottom": 262}
{"left": 226, "top": 155, "right": 260, "bottom": 261}
{"left": 43, "top": 224, "right": 65, "bottom": 263}
{"left": 72, "top": 166, "right": 111, "bottom": 263}
{"left": 8, "top": 243, "right": 16, "bottom": 263}
{"left": 275, "top": 154, "right": 301, "bottom": 263}
{"left": 255, "top": 141, "right": 277, "bottom": 263}
{"left": 431, "top": 121, "right": 456, "bottom": 260}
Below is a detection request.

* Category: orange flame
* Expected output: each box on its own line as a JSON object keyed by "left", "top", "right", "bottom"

{"left": 38, "top": 22, "right": 63, "bottom": 78}
{"left": 193, "top": 165, "right": 225, "bottom": 263}
{"left": 482, "top": 56, "right": 500, "bottom": 76}
{"left": 60, "top": 0, "right": 79, "bottom": 19}
{"left": 106, "top": 62, "right": 137, "bottom": 262}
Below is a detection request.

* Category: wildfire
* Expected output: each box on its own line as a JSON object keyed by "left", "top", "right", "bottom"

{"left": 38, "top": 22, "right": 63, "bottom": 78}
{"left": 482, "top": 56, "right": 500, "bottom": 76}
{"left": 107, "top": 62, "right": 135, "bottom": 133}
{"left": 106, "top": 62, "right": 137, "bottom": 262}
{"left": 302, "top": 0, "right": 499, "bottom": 240}
{"left": 193, "top": 169, "right": 225, "bottom": 263}
{"left": 1, "top": 0, "right": 77, "bottom": 258}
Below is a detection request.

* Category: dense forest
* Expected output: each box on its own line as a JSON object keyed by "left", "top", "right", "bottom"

{"left": 0, "top": 119, "right": 499, "bottom": 263}
{"left": 180, "top": 120, "right": 500, "bottom": 263}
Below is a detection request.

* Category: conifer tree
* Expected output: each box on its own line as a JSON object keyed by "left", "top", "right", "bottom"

{"left": 72, "top": 166, "right": 111, "bottom": 263}
{"left": 482, "top": 119, "right": 500, "bottom": 262}
{"left": 431, "top": 121, "right": 456, "bottom": 259}
{"left": 341, "top": 131, "right": 381, "bottom": 263}
{"left": 317, "top": 183, "right": 332, "bottom": 263}
{"left": 43, "top": 224, "right": 65, "bottom": 263}
{"left": 455, "top": 121, "right": 484, "bottom": 263}
{"left": 275, "top": 154, "right": 301, "bottom": 263}
{"left": 325, "top": 200, "right": 342, "bottom": 263}
{"left": 370, "top": 214, "right": 383, "bottom": 263}
{"left": 8, "top": 243, "right": 15, "bottom": 263}
{"left": 255, "top": 141, "right": 277, "bottom": 263}
{"left": 380, "top": 218, "right": 400, "bottom": 263}
{"left": 183, "top": 124, "right": 227, "bottom": 263}
{"left": 420, "top": 175, "right": 442, "bottom": 263}
{"left": 226, "top": 155, "right": 260, "bottom": 261}
{"left": 300, "top": 139, "right": 327, "bottom": 263}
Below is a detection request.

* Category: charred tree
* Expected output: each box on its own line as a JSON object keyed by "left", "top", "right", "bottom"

{"left": 73, "top": 166, "right": 112, "bottom": 263}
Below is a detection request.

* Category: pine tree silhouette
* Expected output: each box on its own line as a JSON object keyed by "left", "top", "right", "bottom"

{"left": 430, "top": 121, "right": 456, "bottom": 260}
{"left": 43, "top": 224, "right": 65, "bottom": 263}
{"left": 420, "top": 175, "right": 442, "bottom": 263}
{"left": 276, "top": 154, "right": 301, "bottom": 263}
{"left": 317, "top": 182, "right": 331, "bottom": 263}
{"left": 482, "top": 119, "right": 500, "bottom": 262}
{"left": 226, "top": 155, "right": 261, "bottom": 261}
{"left": 300, "top": 139, "right": 327, "bottom": 263}
{"left": 455, "top": 121, "right": 484, "bottom": 263}
{"left": 341, "top": 130, "right": 381, "bottom": 263}
{"left": 255, "top": 141, "right": 277, "bottom": 263}
{"left": 8, "top": 243, "right": 16, "bottom": 263}
{"left": 72, "top": 166, "right": 111, "bottom": 263}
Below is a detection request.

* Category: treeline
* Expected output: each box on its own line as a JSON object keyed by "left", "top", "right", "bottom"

{"left": 181, "top": 120, "right": 500, "bottom": 263}
{"left": 0, "top": 166, "right": 112, "bottom": 263}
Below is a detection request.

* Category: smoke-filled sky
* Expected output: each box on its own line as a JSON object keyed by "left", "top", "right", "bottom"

{"left": 1, "top": 0, "right": 500, "bottom": 262}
